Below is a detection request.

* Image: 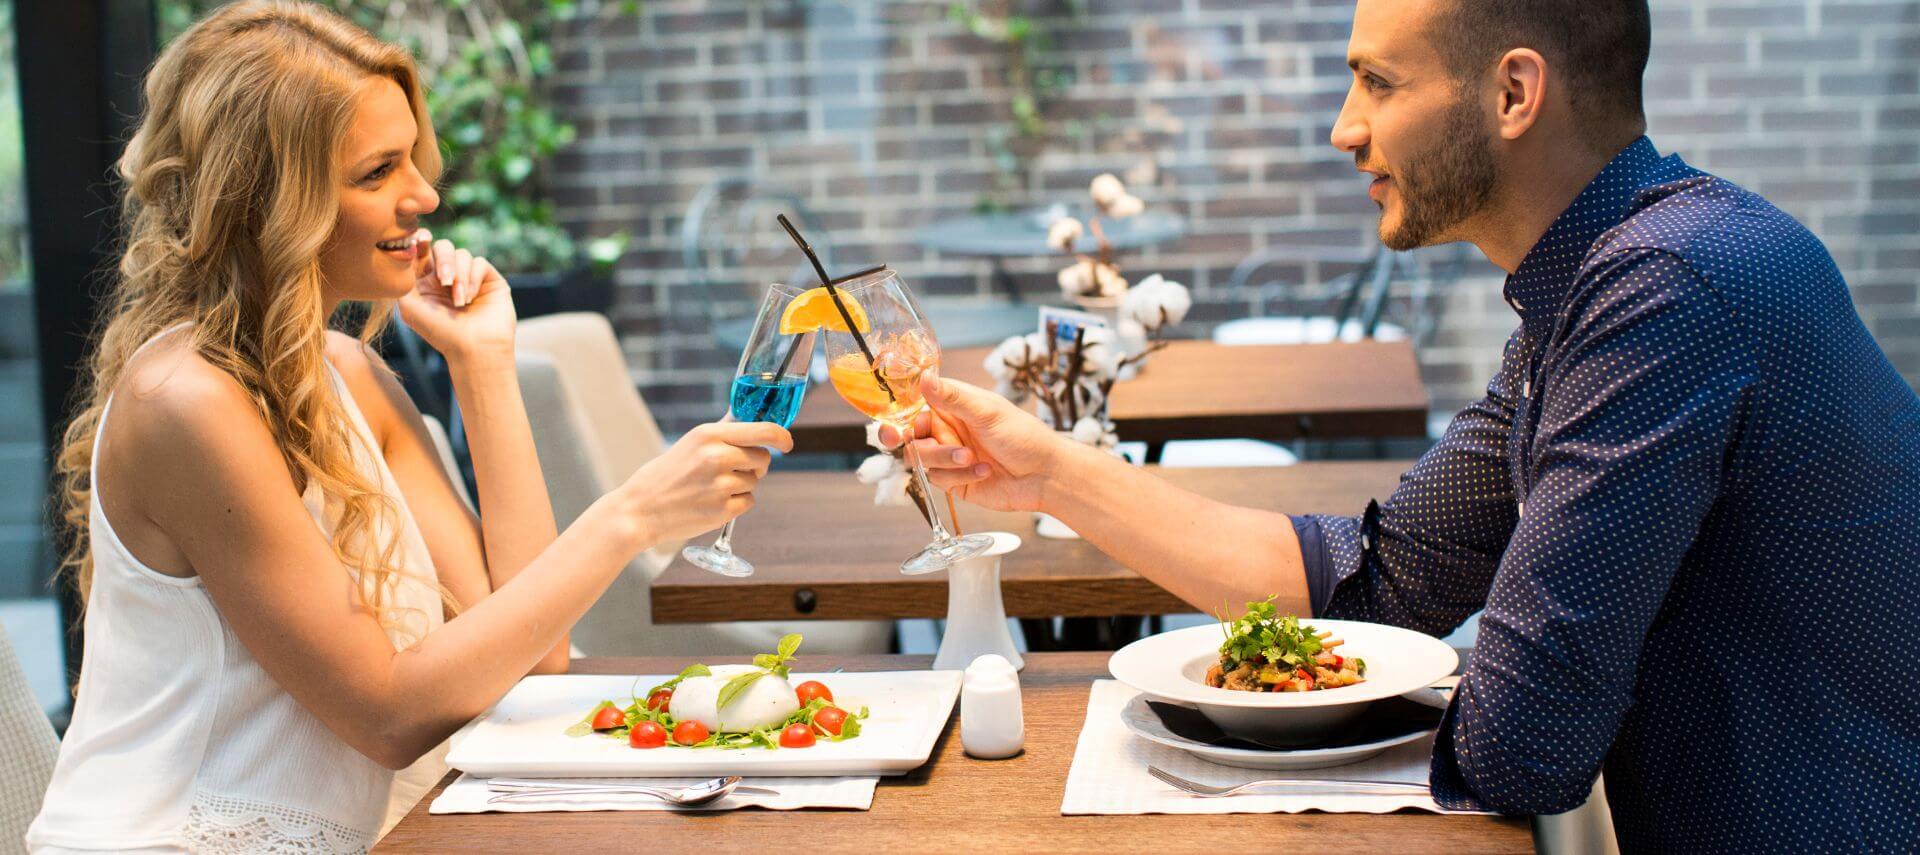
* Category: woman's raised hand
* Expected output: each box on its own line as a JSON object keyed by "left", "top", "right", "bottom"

{"left": 603, "top": 421, "right": 795, "bottom": 547}
{"left": 397, "top": 229, "right": 517, "bottom": 365}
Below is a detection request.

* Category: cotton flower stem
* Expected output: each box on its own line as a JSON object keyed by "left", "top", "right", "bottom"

{"left": 1118, "top": 338, "right": 1170, "bottom": 375}
{"left": 1064, "top": 326, "right": 1086, "bottom": 424}
{"left": 1090, "top": 217, "right": 1112, "bottom": 268}
{"left": 892, "top": 445, "right": 936, "bottom": 527}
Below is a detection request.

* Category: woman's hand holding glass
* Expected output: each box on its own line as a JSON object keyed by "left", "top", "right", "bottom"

{"left": 602, "top": 421, "right": 793, "bottom": 551}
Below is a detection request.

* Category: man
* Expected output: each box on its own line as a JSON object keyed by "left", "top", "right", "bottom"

{"left": 899, "top": 0, "right": 1920, "bottom": 850}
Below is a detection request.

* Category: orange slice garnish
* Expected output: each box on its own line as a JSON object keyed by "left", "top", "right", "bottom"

{"left": 780, "top": 286, "right": 872, "bottom": 335}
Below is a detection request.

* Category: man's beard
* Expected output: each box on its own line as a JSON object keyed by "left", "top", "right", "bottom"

{"left": 1366, "top": 96, "right": 1497, "bottom": 250}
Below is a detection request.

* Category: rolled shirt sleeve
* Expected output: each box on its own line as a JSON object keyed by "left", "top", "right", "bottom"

{"left": 1296, "top": 329, "right": 1525, "bottom": 633}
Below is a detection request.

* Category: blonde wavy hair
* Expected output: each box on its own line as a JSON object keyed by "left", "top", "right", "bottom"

{"left": 55, "top": 0, "right": 455, "bottom": 642}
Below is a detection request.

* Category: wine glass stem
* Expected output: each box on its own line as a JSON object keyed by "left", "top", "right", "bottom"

{"left": 710, "top": 520, "right": 738, "bottom": 554}
{"left": 903, "top": 438, "right": 955, "bottom": 545}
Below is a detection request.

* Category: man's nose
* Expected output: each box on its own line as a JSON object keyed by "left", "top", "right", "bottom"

{"left": 1331, "top": 85, "right": 1368, "bottom": 153}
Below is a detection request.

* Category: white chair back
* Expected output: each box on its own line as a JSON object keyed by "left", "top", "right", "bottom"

{"left": 0, "top": 627, "right": 57, "bottom": 855}
{"left": 419, "top": 414, "right": 474, "bottom": 513}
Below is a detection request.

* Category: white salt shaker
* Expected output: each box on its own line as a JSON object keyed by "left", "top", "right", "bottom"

{"left": 960, "top": 654, "right": 1024, "bottom": 759}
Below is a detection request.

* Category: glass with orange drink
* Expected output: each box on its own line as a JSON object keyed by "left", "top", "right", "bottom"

{"left": 791, "top": 266, "right": 995, "bottom": 574}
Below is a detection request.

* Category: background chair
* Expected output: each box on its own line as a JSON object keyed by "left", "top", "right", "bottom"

{"left": 514, "top": 313, "right": 891, "bottom": 656}
{"left": 681, "top": 177, "right": 840, "bottom": 353}
{"left": 1212, "top": 241, "right": 1471, "bottom": 350}
{"left": 0, "top": 626, "right": 57, "bottom": 854}
{"left": 419, "top": 414, "right": 474, "bottom": 513}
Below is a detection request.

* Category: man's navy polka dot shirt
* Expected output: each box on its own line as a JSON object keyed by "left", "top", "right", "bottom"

{"left": 1293, "top": 137, "right": 1920, "bottom": 851}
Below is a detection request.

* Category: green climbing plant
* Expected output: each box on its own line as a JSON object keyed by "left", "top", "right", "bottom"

{"left": 947, "top": 0, "right": 1084, "bottom": 211}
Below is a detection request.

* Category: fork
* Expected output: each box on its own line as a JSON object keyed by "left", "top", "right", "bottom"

{"left": 485, "top": 776, "right": 774, "bottom": 806}
{"left": 1147, "top": 766, "right": 1431, "bottom": 797}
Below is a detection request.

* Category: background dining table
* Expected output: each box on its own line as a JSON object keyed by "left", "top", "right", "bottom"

{"left": 375, "top": 652, "right": 1534, "bottom": 853}
{"left": 651, "top": 461, "right": 1411, "bottom": 626}
{"left": 786, "top": 339, "right": 1431, "bottom": 458}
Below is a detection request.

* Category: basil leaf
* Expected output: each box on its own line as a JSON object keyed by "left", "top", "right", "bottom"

{"left": 777, "top": 633, "right": 803, "bottom": 659}
{"left": 651, "top": 663, "right": 710, "bottom": 695}
{"left": 752, "top": 653, "right": 781, "bottom": 670}
{"left": 716, "top": 669, "right": 767, "bottom": 710}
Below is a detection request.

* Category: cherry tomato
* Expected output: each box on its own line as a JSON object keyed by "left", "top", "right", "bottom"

{"left": 672, "top": 720, "right": 710, "bottom": 746}
{"left": 590, "top": 704, "right": 624, "bottom": 731}
{"left": 628, "top": 721, "right": 667, "bottom": 749}
{"left": 779, "top": 722, "right": 817, "bottom": 748}
{"left": 813, "top": 706, "right": 849, "bottom": 736}
{"left": 795, "top": 681, "right": 834, "bottom": 705}
{"left": 646, "top": 689, "right": 673, "bottom": 711}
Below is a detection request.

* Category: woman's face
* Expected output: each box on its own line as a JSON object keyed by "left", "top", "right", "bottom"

{"left": 318, "top": 77, "right": 439, "bottom": 304}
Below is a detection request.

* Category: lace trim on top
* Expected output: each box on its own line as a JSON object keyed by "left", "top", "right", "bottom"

{"left": 182, "top": 792, "right": 374, "bottom": 855}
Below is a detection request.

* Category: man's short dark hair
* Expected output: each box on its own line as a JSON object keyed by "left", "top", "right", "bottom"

{"left": 1429, "top": 0, "right": 1651, "bottom": 145}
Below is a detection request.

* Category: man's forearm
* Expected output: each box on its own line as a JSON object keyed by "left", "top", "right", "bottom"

{"left": 1040, "top": 441, "right": 1313, "bottom": 616}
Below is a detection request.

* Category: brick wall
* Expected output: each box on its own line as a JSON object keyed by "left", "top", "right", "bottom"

{"left": 547, "top": 0, "right": 1920, "bottom": 431}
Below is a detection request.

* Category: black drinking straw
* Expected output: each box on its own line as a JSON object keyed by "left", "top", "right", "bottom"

{"left": 776, "top": 214, "right": 895, "bottom": 402}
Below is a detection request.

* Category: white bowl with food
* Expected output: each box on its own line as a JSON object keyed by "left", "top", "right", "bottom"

{"left": 1108, "top": 605, "right": 1457, "bottom": 747}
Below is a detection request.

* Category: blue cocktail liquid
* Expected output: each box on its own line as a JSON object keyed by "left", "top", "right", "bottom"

{"left": 730, "top": 374, "right": 809, "bottom": 427}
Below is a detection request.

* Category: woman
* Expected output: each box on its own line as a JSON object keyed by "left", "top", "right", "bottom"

{"left": 25, "top": 3, "right": 783, "bottom": 851}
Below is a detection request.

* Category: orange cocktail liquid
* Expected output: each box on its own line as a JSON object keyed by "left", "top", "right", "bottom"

{"left": 829, "top": 351, "right": 928, "bottom": 424}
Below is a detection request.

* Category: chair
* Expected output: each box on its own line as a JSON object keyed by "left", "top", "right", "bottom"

{"left": 680, "top": 177, "right": 838, "bottom": 349}
{"left": 0, "top": 626, "right": 58, "bottom": 852}
{"left": 419, "top": 414, "right": 474, "bottom": 513}
{"left": 1212, "top": 241, "right": 1472, "bottom": 350}
{"left": 1534, "top": 777, "right": 1622, "bottom": 855}
{"left": 514, "top": 313, "right": 891, "bottom": 656}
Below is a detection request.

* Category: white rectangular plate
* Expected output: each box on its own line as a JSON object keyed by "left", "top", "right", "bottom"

{"left": 447, "top": 671, "right": 962, "bottom": 778}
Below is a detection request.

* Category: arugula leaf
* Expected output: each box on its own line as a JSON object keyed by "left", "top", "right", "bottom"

{"left": 716, "top": 669, "right": 768, "bottom": 710}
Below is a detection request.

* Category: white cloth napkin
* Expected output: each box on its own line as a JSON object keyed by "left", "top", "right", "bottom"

{"left": 1061, "top": 680, "right": 1487, "bottom": 815}
{"left": 429, "top": 773, "right": 878, "bottom": 814}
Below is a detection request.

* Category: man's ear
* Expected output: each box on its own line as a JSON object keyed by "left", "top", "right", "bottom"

{"left": 1495, "top": 48, "right": 1548, "bottom": 141}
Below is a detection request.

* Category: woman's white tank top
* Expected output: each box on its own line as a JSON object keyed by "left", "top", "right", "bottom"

{"left": 27, "top": 327, "right": 450, "bottom": 853}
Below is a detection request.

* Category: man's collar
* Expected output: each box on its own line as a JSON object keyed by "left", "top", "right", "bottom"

{"left": 1501, "top": 136, "right": 1669, "bottom": 329}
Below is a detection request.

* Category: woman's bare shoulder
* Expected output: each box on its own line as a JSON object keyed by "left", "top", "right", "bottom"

{"left": 106, "top": 338, "right": 279, "bottom": 472}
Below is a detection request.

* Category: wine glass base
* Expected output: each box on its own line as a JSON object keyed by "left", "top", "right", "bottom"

{"left": 682, "top": 544, "right": 755, "bottom": 578}
{"left": 900, "top": 533, "right": 997, "bottom": 576}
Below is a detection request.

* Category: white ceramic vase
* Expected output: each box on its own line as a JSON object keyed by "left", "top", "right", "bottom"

{"left": 932, "top": 531, "right": 1025, "bottom": 672}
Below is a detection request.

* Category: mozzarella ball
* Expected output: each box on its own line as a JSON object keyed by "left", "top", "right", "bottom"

{"left": 668, "top": 665, "right": 800, "bottom": 733}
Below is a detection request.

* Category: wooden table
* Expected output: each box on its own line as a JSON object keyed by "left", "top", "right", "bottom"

{"left": 788, "top": 339, "right": 1431, "bottom": 455}
{"left": 653, "top": 462, "right": 1409, "bottom": 624}
{"left": 376, "top": 653, "right": 1534, "bottom": 853}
